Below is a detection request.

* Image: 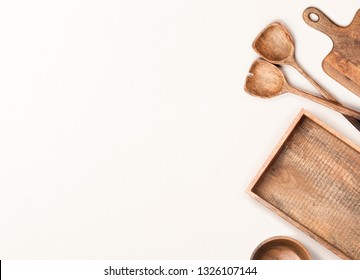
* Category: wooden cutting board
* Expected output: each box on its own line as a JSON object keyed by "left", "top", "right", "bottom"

{"left": 303, "top": 7, "right": 360, "bottom": 98}
{"left": 247, "top": 110, "right": 360, "bottom": 259}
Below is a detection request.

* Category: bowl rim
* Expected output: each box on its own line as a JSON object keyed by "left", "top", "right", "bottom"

{"left": 250, "top": 235, "right": 312, "bottom": 260}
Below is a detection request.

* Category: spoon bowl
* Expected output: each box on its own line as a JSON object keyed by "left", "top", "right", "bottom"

{"left": 244, "top": 59, "right": 360, "bottom": 119}
{"left": 252, "top": 22, "right": 360, "bottom": 131}
{"left": 245, "top": 59, "right": 285, "bottom": 98}
{"left": 253, "top": 22, "right": 294, "bottom": 63}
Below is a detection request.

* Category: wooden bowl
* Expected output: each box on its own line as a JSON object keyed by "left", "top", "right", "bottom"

{"left": 250, "top": 236, "right": 312, "bottom": 260}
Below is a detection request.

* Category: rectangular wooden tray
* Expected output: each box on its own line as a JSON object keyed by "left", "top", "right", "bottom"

{"left": 247, "top": 110, "right": 360, "bottom": 260}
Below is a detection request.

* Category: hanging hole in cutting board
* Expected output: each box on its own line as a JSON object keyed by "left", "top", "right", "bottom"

{"left": 309, "top": 13, "right": 319, "bottom": 22}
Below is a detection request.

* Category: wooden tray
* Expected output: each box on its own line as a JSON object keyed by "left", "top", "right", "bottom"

{"left": 247, "top": 110, "right": 360, "bottom": 260}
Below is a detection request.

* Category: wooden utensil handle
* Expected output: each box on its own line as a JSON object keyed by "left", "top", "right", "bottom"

{"left": 291, "top": 60, "right": 360, "bottom": 131}
{"left": 291, "top": 60, "right": 336, "bottom": 101}
{"left": 290, "top": 86, "right": 360, "bottom": 119}
{"left": 303, "top": 7, "right": 341, "bottom": 39}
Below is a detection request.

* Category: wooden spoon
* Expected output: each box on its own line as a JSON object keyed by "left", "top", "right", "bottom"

{"left": 244, "top": 59, "right": 360, "bottom": 119}
{"left": 252, "top": 22, "right": 360, "bottom": 131}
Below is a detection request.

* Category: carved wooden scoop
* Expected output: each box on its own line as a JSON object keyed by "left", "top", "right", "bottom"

{"left": 244, "top": 59, "right": 360, "bottom": 119}
{"left": 252, "top": 22, "right": 360, "bottom": 131}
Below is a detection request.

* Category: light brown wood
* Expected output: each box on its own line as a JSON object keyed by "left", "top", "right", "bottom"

{"left": 247, "top": 110, "right": 360, "bottom": 260}
{"left": 251, "top": 236, "right": 312, "bottom": 260}
{"left": 252, "top": 22, "right": 295, "bottom": 65}
{"left": 244, "top": 59, "right": 360, "bottom": 119}
{"left": 303, "top": 7, "right": 360, "bottom": 97}
{"left": 253, "top": 22, "right": 360, "bottom": 132}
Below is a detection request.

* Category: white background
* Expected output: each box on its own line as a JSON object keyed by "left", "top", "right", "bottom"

{"left": 0, "top": 0, "right": 359, "bottom": 259}
{"left": 2, "top": 261, "right": 360, "bottom": 279}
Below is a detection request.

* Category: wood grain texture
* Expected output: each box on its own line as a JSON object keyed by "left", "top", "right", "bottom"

{"left": 251, "top": 236, "right": 312, "bottom": 260}
{"left": 303, "top": 7, "right": 360, "bottom": 98}
{"left": 245, "top": 59, "right": 360, "bottom": 119}
{"left": 252, "top": 21, "right": 360, "bottom": 132}
{"left": 247, "top": 110, "right": 360, "bottom": 260}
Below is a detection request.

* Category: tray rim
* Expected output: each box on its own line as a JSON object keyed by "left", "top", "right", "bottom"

{"left": 247, "top": 109, "right": 360, "bottom": 260}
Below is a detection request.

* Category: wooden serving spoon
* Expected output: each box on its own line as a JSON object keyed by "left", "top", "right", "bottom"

{"left": 244, "top": 59, "right": 360, "bottom": 119}
{"left": 252, "top": 22, "right": 360, "bottom": 131}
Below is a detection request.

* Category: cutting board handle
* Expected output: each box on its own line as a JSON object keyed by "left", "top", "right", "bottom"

{"left": 303, "top": 7, "right": 341, "bottom": 39}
